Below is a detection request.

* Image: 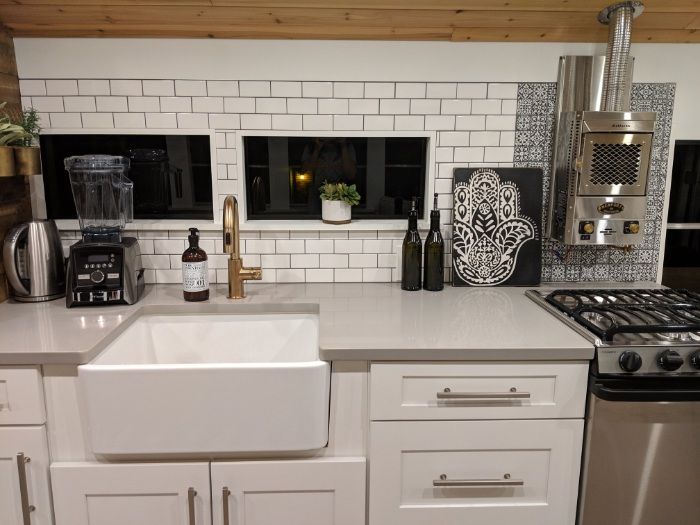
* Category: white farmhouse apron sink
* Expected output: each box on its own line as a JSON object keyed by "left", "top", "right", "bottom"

{"left": 79, "top": 310, "right": 329, "bottom": 456}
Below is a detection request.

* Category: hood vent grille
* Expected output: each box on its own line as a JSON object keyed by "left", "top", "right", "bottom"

{"left": 589, "top": 143, "right": 643, "bottom": 185}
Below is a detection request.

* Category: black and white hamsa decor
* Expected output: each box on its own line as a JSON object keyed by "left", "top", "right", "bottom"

{"left": 452, "top": 167, "right": 542, "bottom": 286}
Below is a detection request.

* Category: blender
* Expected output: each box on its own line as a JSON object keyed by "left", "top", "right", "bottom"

{"left": 64, "top": 155, "right": 145, "bottom": 307}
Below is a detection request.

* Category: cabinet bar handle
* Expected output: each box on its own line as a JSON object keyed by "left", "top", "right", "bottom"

{"left": 222, "top": 487, "right": 231, "bottom": 525}
{"left": 437, "top": 388, "right": 531, "bottom": 400}
{"left": 16, "top": 453, "right": 35, "bottom": 525}
{"left": 433, "top": 473, "right": 524, "bottom": 487}
{"left": 187, "top": 487, "right": 197, "bottom": 525}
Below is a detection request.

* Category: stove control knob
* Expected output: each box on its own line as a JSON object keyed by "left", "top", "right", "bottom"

{"left": 619, "top": 351, "right": 643, "bottom": 372}
{"left": 690, "top": 351, "right": 700, "bottom": 370}
{"left": 657, "top": 350, "right": 684, "bottom": 371}
{"left": 90, "top": 270, "right": 105, "bottom": 284}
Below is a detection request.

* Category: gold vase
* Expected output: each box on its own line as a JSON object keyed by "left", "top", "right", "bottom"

{"left": 0, "top": 146, "right": 15, "bottom": 177}
{"left": 14, "top": 146, "right": 41, "bottom": 176}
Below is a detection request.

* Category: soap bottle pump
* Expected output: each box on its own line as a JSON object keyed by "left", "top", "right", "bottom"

{"left": 182, "top": 227, "right": 209, "bottom": 302}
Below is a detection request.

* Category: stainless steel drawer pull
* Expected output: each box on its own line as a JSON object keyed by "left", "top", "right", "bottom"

{"left": 222, "top": 487, "right": 231, "bottom": 525}
{"left": 437, "top": 387, "right": 531, "bottom": 400}
{"left": 187, "top": 487, "right": 197, "bottom": 525}
{"left": 16, "top": 453, "right": 35, "bottom": 525}
{"left": 433, "top": 473, "right": 524, "bottom": 487}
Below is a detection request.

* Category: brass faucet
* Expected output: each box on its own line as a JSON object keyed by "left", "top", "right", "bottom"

{"left": 223, "top": 195, "right": 262, "bottom": 298}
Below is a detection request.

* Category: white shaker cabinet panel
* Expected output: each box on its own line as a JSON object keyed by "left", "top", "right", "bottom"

{"left": 0, "top": 367, "right": 46, "bottom": 425}
{"left": 50, "top": 462, "right": 210, "bottom": 525}
{"left": 211, "top": 457, "right": 366, "bottom": 525}
{"left": 0, "top": 426, "right": 52, "bottom": 525}
{"left": 369, "top": 419, "right": 583, "bottom": 525}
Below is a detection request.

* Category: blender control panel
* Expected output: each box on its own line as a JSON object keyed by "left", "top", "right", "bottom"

{"left": 70, "top": 246, "right": 125, "bottom": 303}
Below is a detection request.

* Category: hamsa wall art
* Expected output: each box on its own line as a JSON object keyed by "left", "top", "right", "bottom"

{"left": 452, "top": 167, "right": 543, "bottom": 286}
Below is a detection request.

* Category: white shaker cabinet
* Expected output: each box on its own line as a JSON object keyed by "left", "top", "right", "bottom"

{"left": 50, "top": 462, "right": 211, "bottom": 525}
{"left": 0, "top": 426, "right": 53, "bottom": 525}
{"left": 211, "top": 458, "right": 366, "bottom": 525}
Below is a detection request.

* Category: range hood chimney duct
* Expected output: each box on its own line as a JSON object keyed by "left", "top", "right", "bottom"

{"left": 598, "top": 1, "right": 644, "bottom": 112}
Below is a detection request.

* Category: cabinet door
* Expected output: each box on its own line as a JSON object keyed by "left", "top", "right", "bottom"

{"left": 51, "top": 462, "right": 211, "bottom": 525}
{"left": 0, "top": 426, "right": 52, "bottom": 525}
{"left": 369, "top": 420, "right": 583, "bottom": 525}
{"left": 211, "top": 458, "right": 366, "bottom": 525}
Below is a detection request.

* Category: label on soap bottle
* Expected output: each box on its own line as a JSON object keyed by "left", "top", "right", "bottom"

{"left": 182, "top": 261, "right": 209, "bottom": 292}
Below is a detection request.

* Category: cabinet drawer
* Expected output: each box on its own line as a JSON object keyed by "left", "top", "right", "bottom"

{"left": 370, "top": 362, "right": 588, "bottom": 420}
{"left": 0, "top": 366, "right": 45, "bottom": 425}
{"left": 369, "top": 420, "right": 583, "bottom": 525}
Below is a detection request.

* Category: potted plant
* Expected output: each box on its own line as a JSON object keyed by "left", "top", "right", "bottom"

{"left": 13, "top": 107, "right": 42, "bottom": 176}
{"left": 319, "top": 180, "right": 361, "bottom": 225}
{"left": 0, "top": 103, "right": 27, "bottom": 177}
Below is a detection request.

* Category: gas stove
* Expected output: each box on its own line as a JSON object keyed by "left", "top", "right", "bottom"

{"left": 527, "top": 288, "right": 700, "bottom": 377}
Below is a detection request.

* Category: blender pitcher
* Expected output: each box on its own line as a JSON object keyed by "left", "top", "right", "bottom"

{"left": 65, "top": 155, "right": 134, "bottom": 243}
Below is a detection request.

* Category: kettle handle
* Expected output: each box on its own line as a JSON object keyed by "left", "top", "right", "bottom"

{"left": 2, "top": 223, "right": 30, "bottom": 296}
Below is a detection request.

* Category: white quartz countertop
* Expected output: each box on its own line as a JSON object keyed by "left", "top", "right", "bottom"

{"left": 0, "top": 283, "right": 596, "bottom": 365}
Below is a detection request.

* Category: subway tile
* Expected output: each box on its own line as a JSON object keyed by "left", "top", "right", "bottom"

{"left": 291, "top": 253, "right": 319, "bottom": 268}
{"left": 256, "top": 98, "right": 286, "bottom": 113}
{"left": 470, "top": 131, "right": 500, "bottom": 146}
{"left": 224, "top": 97, "right": 255, "bottom": 113}
{"left": 396, "top": 82, "right": 426, "bottom": 98}
{"left": 210, "top": 113, "right": 240, "bottom": 129}
{"left": 271, "top": 81, "right": 302, "bottom": 97}
{"left": 486, "top": 114, "right": 516, "bottom": 130}
{"left": 95, "top": 96, "right": 128, "bottom": 112}
{"left": 19, "top": 80, "right": 46, "bottom": 96}
{"left": 316, "top": 231, "right": 345, "bottom": 239}
{"left": 363, "top": 268, "right": 391, "bottom": 282}
{"left": 302, "top": 82, "right": 333, "bottom": 98}
{"left": 160, "top": 96, "right": 191, "bottom": 113}
{"left": 454, "top": 147, "right": 484, "bottom": 162}
{"left": 241, "top": 114, "right": 272, "bottom": 129}
{"left": 425, "top": 115, "right": 455, "bottom": 130}
{"left": 410, "top": 99, "right": 440, "bottom": 115}
{"left": 455, "top": 115, "right": 486, "bottom": 130}
{"left": 394, "top": 115, "right": 424, "bottom": 131}
{"left": 175, "top": 80, "right": 207, "bottom": 96}
{"left": 487, "top": 83, "right": 518, "bottom": 99}
{"left": 49, "top": 113, "right": 81, "bottom": 128}
{"left": 143, "top": 80, "right": 175, "bottom": 96}
{"left": 207, "top": 81, "right": 239, "bottom": 97}
{"left": 142, "top": 254, "right": 171, "bottom": 270}
{"left": 457, "top": 83, "right": 487, "bottom": 99}
{"left": 363, "top": 239, "right": 393, "bottom": 253}
{"left": 426, "top": 83, "right": 456, "bottom": 98}
{"left": 333, "top": 82, "right": 364, "bottom": 98}
{"left": 334, "top": 115, "right": 363, "bottom": 130}
{"left": 154, "top": 239, "right": 185, "bottom": 253}
{"left": 439, "top": 131, "right": 469, "bottom": 147}
{"left": 318, "top": 98, "right": 348, "bottom": 114}
{"left": 349, "top": 99, "right": 378, "bottom": 115}
{"left": 348, "top": 230, "right": 377, "bottom": 239}
{"left": 272, "top": 114, "right": 303, "bottom": 130}
{"left": 335, "top": 239, "right": 363, "bottom": 253}
{"left": 276, "top": 239, "right": 305, "bottom": 253}
{"left": 303, "top": 114, "right": 332, "bottom": 130}
{"left": 217, "top": 148, "right": 236, "bottom": 163}
{"left": 378, "top": 253, "right": 397, "bottom": 268}
{"left": 472, "top": 99, "right": 502, "bottom": 115}
{"left": 435, "top": 147, "right": 454, "bottom": 163}
{"left": 350, "top": 253, "right": 377, "bottom": 268}
{"left": 82, "top": 113, "right": 114, "bottom": 128}
{"left": 306, "top": 239, "right": 334, "bottom": 253}
{"left": 246, "top": 239, "right": 276, "bottom": 254}
{"left": 128, "top": 96, "right": 160, "bottom": 112}
{"left": 380, "top": 99, "right": 409, "bottom": 115}
{"left": 63, "top": 96, "right": 96, "bottom": 112}
{"left": 46, "top": 80, "right": 78, "bottom": 95}
{"left": 320, "top": 253, "right": 348, "bottom": 268}
{"left": 111, "top": 80, "right": 143, "bottom": 96}
{"left": 441, "top": 99, "right": 471, "bottom": 115}
{"left": 276, "top": 269, "right": 306, "bottom": 283}
{"left": 365, "top": 82, "right": 394, "bottom": 98}
{"left": 433, "top": 178, "right": 453, "bottom": 194}
{"left": 484, "top": 146, "right": 514, "bottom": 162}
{"left": 500, "top": 131, "right": 515, "bottom": 146}
{"left": 306, "top": 269, "right": 333, "bottom": 282}
{"left": 501, "top": 99, "right": 518, "bottom": 115}
{"left": 146, "top": 112, "right": 177, "bottom": 128}
{"left": 77, "top": 79, "right": 110, "bottom": 95}
{"left": 32, "top": 97, "right": 64, "bottom": 112}
{"left": 261, "top": 254, "right": 290, "bottom": 268}
{"left": 177, "top": 113, "right": 209, "bottom": 128}
{"left": 364, "top": 115, "right": 393, "bottom": 130}
{"left": 217, "top": 179, "right": 237, "bottom": 195}
{"left": 114, "top": 112, "right": 146, "bottom": 128}
{"left": 290, "top": 231, "right": 320, "bottom": 240}
{"left": 287, "top": 98, "right": 317, "bottom": 114}
{"left": 225, "top": 132, "right": 237, "bottom": 148}
{"left": 192, "top": 96, "right": 224, "bottom": 113}
{"left": 335, "top": 268, "right": 362, "bottom": 282}
{"left": 154, "top": 270, "right": 182, "bottom": 284}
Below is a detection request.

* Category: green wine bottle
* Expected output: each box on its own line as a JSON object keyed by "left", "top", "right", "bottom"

{"left": 401, "top": 198, "right": 422, "bottom": 291}
{"left": 423, "top": 193, "right": 444, "bottom": 291}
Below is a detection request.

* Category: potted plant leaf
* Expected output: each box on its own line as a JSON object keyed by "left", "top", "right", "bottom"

{"left": 0, "top": 103, "right": 27, "bottom": 177}
{"left": 319, "top": 180, "right": 361, "bottom": 224}
{"left": 13, "top": 107, "right": 42, "bottom": 176}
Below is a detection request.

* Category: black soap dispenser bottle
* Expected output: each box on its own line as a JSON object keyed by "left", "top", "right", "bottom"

{"left": 423, "top": 194, "right": 444, "bottom": 291}
{"left": 401, "top": 198, "right": 422, "bottom": 291}
{"left": 182, "top": 227, "right": 209, "bottom": 302}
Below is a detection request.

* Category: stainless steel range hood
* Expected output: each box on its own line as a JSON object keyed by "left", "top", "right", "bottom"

{"left": 547, "top": 2, "right": 657, "bottom": 246}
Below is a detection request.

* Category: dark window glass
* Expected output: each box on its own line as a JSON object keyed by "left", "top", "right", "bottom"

{"left": 662, "top": 229, "right": 700, "bottom": 291}
{"left": 244, "top": 136, "right": 428, "bottom": 220}
{"left": 667, "top": 141, "right": 700, "bottom": 223}
{"left": 40, "top": 134, "right": 213, "bottom": 220}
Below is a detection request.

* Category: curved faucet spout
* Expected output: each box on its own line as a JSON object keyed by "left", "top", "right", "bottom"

{"left": 223, "top": 195, "right": 262, "bottom": 299}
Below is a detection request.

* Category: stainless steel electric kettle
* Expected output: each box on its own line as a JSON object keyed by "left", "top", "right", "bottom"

{"left": 2, "top": 220, "right": 66, "bottom": 302}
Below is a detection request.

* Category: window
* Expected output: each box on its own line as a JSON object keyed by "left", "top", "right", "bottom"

{"left": 40, "top": 133, "right": 214, "bottom": 220}
{"left": 243, "top": 136, "right": 428, "bottom": 220}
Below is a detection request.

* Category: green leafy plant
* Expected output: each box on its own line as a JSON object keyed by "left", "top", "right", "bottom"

{"left": 17, "top": 107, "right": 41, "bottom": 146}
{"left": 319, "top": 181, "right": 361, "bottom": 206}
{"left": 0, "top": 102, "right": 29, "bottom": 146}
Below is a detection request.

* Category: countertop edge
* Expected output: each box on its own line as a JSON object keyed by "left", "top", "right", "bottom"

{"left": 319, "top": 346, "right": 595, "bottom": 362}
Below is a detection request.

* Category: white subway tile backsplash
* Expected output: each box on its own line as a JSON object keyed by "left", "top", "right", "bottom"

{"left": 394, "top": 115, "right": 424, "bottom": 131}
{"left": 487, "top": 83, "right": 518, "bottom": 99}
{"left": 256, "top": 98, "right": 286, "bottom": 113}
{"left": 49, "top": 113, "right": 81, "bottom": 128}
{"left": 217, "top": 148, "right": 236, "bottom": 163}
{"left": 457, "top": 83, "right": 487, "bottom": 99}
{"left": 365, "top": 82, "right": 394, "bottom": 98}
{"left": 305, "top": 269, "right": 333, "bottom": 282}
{"left": 334, "top": 115, "right": 363, "bottom": 130}
{"left": 287, "top": 98, "right": 317, "bottom": 114}
{"left": 207, "top": 81, "right": 239, "bottom": 97}
{"left": 500, "top": 131, "right": 515, "bottom": 146}
{"left": 435, "top": 146, "right": 454, "bottom": 162}
{"left": 335, "top": 268, "right": 362, "bottom": 282}
{"left": 425, "top": 115, "right": 455, "bottom": 130}
{"left": 349, "top": 253, "right": 377, "bottom": 268}
{"left": 410, "top": 99, "right": 440, "bottom": 115}
{"left": 175, "top": 80, "right": 207, "bottom": 96}
{"left": 82, "top": 113, "right": 114, "bottom": 128}
{"left": 146, "top": 112, "right": 176, "bottom": 128}
{"left": 276, "top": 269, "right": 305, "bottom": 282}
{"left": 335, "top": 239, "right": 363, "bottom": 253}
{"left": 364, "top": 115, "right": 393, "bottom": 130}
{"left": 502, "top": 99, "right": 518, "bottom": 115}
{"left": 241, "top": 114, "right": 272, "bottom": 129}
{"left": 46, "top": 80, "right": 78, "bottom": 95}
{"left": 19, "top": 80, "right": 46, "bottom": 96}
{"left": 363, "top": 268, "right": 391, "bottom": 282}
{"left": 276, "top": 239, "right": 305, "bottom": 253}
{"left": 306, "top": 239, "right": 334, "bottom": 253}
{"left": 154, "top": 239, "right": 185, "bottom": 253}
{"left": 272, "top": 114, "right": 302, "bottom": 130}
{"left": 472, "top": 99, "right": 502, "bottom": 115}
{"left": 271, "top": 81, "right": 302, "bottom": 97}
{"left": 143, "top": 80, "right": 175, "bottom": 96}
{"left": 32, "top": 97, "right": 64, "bottom": 112}
{"left": 192, "top": 96, "right": 224, "bottom": 113}
{"left": 303, "top": 114, "right": 333, "bottom": 130}
{"left": 377, "top": 253, "right": 397, "bottom": 268}
{"left": 318, "top": 98, "right": 348, "bottom": 114}
{"left": 333, "top": 82, "right": 364, "bottom": 98}
{"left": 291, "top": 253, "right": 319, "bottom": 268}
{"left": 470, "top": 131, "right": 500, "bottom": 146}
{"left": 455, "top": 115, "right": 486, "bottom": 130}
{"left": 110, "top": 80, "right": 143, "bottom": 96}
{"left": 439, "top": 131, "right": 469, "bottom": 147}
{"left": 63, "top": 96, "right": 96, "bottom": 112}
{"left": 177, "top": 113, "right": 209, "bottom": 128}
{"left": 484, "top": 146, "right": 515, "bottom": 162}
{"left": 486, "top": 115, "right": 516, "bottom": 130}
{"left": 395, "top": 82, "right": 426, "bottom": 98}
{"left": 246, "top": 239, "right": 276, "bottom": 254}
{"left": 380, "top": 99, "right": 409, "bottom": 115}
{"left": 441, "top": 99, "right": 471, "bottom": 115}
{"left": 77, "top": 79, "right": 110, "bottom": 95}
{"left": 349, "top": 99, "right": 378, "bottom": 115}
{"left": 454, "top": 146, "right": 484, "bottom": 162}
{"left": 427, "top": 83, "right": 456, "bottom": 98}
{"left": 160, "top": 96, "right": 192, "bottom": 112}
{"left": 114, "top": 112, "right": 146, "bottom": 128}
{"left": 320, "top": 253, "right": 348, "bottom": 268}
{"left": 261, "top": 254, "right": 290, "bottom": 268}
{"left": 95, "top": 96, "right": 128, "bottom": 112}
{"left": 225, "top": 97, "right": 255, "bottom": 113}
{"left": 363, "top": 239, "right": 392, "bottom": 253}
{"left": 128, "top": 96, "right": 160, "bottom": 112}
{"left": 302, "top": 82, "right": 332, "bottom": 98}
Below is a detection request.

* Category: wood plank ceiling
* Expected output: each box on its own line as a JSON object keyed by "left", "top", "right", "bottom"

{"left": 0, "top": 0, "right": 699, "bottom": 42}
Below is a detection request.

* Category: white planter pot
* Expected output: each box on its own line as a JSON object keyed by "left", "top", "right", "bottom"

{"left": 322, "top": 200, "right": 352, "bottom": 224}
